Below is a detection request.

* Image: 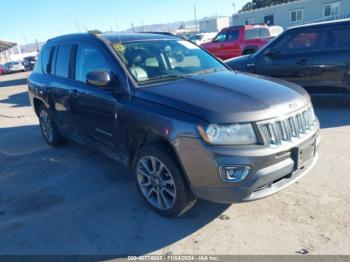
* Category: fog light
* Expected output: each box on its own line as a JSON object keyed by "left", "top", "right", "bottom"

{"left": 219, "top": 166, "right": 251, "bottom": 182}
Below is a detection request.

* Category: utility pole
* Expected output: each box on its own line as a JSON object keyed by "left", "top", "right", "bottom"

{"left": 194, "top": 4, "right": 198, "bottom": 33}
{"left": 35, "top": 39, "right": 40, "bottom": 52}
{"left": 76, "top": 21, "right": 81, "bottom": 33}
{"left": 141, "top": 18, "right": 146, "bottom": 32}
{"left": 23, "top": 35, "right": 28, "bottom": 46}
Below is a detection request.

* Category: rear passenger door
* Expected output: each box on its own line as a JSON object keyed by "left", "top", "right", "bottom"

{"left": 221, "top": 29, "right": 241, "bottom": 59}
{"left": 244, "top": 27, "right": 271, "bottom": 53}
{"left": 311, "top": 25, "right": 350, "bottom": 93}
{"left": 48, "top": 44, "right": 76, "bottom": 129}
{"left": 254, "top": 29, "right": 324, "bottom": 86}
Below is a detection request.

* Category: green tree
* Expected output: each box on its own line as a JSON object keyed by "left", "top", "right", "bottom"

{"left": 240, "top": 0, "right": 298, "bottom": 12}
{"left": 88, "top": 29, "right": 102, "bottom": 35}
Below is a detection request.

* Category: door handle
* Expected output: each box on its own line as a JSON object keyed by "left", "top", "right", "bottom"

{"left": 297, "top": 59, "right": 308, "bottom": 65}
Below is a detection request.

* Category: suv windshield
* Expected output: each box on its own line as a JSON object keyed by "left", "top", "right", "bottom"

{"left": 111, "top": 40, "right": 227, "bottom": 85}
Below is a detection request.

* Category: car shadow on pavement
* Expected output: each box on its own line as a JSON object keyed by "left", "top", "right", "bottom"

{"left": 0, "top": 91, "right": 30, "bottom": 108}
{"left": 0, "top": 78, "right": 27, "bottom": 88}
{"left": 0, "top": 124, "right": 229, "bottom": 255}
{"left": 311, "top": 95, "right": 350, "bottom": 129}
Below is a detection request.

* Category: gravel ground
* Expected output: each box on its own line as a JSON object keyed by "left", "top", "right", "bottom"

{"left": 0, "top": 72, "right": 349, "bottom": 255}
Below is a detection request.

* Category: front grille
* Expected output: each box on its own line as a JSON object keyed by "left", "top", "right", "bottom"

{"left": 259, "top": 107, "right": 317, "bottom": 146}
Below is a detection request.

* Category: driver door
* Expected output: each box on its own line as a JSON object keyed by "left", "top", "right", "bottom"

{"left": 69, "top": 42, "right": 120, "bottom": 146}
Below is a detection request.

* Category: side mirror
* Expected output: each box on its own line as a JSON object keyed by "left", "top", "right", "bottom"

{"left": 265, "top": 48, "right": 280, "bottom": 58}
{"left": 86, "top": 70, "right": 111, "bottom": 87}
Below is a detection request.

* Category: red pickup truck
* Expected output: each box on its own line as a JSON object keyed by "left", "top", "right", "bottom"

{"left": 201, "top": 25, "right": 274, "bottom": 60}
{"left": 0, "top": 64, "right": 5, "bottom": 75}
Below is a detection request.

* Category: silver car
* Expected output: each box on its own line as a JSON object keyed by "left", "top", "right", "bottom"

{"left": 3, "top": 61, "right": 25, "bottom": 74}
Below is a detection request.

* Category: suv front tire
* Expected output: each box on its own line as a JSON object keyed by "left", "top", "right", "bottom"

{"left": 133, "top": 144, "right": 197, "bottom": 217}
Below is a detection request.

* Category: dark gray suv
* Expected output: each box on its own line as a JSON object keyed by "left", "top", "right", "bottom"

{"left": 28, "top": 33, "right": 320, "bottom": 217}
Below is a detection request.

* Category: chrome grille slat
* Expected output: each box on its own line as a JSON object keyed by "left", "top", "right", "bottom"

{"left": 259, "top": 107, "right": 316, "bottom": 147}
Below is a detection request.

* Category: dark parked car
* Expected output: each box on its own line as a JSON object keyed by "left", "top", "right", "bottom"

{"left": 23, "top": 56, "right": 37, "bottom": 70}
{"left": 226, "top": 19, "right": 350, "bottom": 93}
{"left": 28, "top": 33, "right": 320, "bottom": 217}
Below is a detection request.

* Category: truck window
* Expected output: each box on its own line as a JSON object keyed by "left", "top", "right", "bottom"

{"left": 213, "top": 32, "right": 227, "bottom": 42}
{"left": 245, "top": 28, "right": 270, "bottom": 40}
{"left": 227, "top": 30, "right": 239, "bottom": 41}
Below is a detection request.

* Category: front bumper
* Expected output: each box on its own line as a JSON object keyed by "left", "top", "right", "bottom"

{"left": 174, "top": 129, "right": 320, "bottom": 204}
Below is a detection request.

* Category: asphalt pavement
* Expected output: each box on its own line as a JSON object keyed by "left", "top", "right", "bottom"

{"left": 0, "top": 72, "right": 349, "bottom": 255}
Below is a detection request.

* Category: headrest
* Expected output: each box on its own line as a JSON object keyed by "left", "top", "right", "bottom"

{"left": 124, "top": 49, "right": 145, "bottom": 66}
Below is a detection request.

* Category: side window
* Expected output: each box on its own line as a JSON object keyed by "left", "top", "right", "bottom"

{"left": 33, "top": 46, "right": 50, "bottom": 73}
{"left": 75, "top": 43, "right": 112, "bottom": 82}
{"left": 54, "top": 45, "right": 72, "bottom": 78}
{"left": 213, "top": 32, "right": 227, "bottom": 42}
{"left": 245, "top": 29, "right": 259, "bottom": 40}
{"left": 227, "top": 30, "right": 240, "bottom": 41}
{"left": 324, "top": 26, "right": 350, "bottom": 50}
{"left": 273, "top": 30, "right": 322, "bottom": 55}
{"left": 260, "top": 28, "right": 270, "bottom": 38}
{"left": 246, "top": 28, "right": 270, "bottom": 40}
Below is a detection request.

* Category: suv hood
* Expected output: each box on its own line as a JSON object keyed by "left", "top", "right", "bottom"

{"left": 136, "top": 71, "right": 310, "bottom": 123}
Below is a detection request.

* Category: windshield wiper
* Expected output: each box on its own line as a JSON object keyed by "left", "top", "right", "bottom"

{"left": 150, "top": 74, "right": 184, "bottom": 80}
{"left": 140, "top": 74, "right": 185, "bottom": 84}
{"left": 189, "top": 68, "right": 226, "bottom": 76}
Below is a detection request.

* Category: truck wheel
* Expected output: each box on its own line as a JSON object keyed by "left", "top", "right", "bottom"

{"left": 133, "top": 144, "right": 197, "bottom": 217}
{"left": 38, "top": 104, "right": 66, "bottom": 147}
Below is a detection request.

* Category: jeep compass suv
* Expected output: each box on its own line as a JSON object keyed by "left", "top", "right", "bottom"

{"left": 28, "top": 33, "right": 320, "bottom": 217}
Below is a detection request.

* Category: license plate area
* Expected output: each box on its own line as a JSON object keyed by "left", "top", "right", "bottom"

{"left": 294, "top": 140, "right": 316, "bottom": 169}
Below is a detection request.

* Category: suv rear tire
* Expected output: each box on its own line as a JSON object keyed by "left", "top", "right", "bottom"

{"left": 133, "top": 144, "right": 197, "bottom": 217}
{"left": 38, "top": 104, "right": 66, "bottom": 147}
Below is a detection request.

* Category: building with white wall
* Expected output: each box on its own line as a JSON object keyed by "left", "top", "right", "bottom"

{"left": 232, "top": 0, "right": 350, "bottom": 28}
{"left": 199, "top": 16, "right": 230, "bottom": 33}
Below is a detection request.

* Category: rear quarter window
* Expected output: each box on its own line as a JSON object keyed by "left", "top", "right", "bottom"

{"left": 34, "top": 46, "right": 50, "bottom": 73}
{"left": 245, "top": 28, "right": 270, "bottom": 40}
{"left": 324, "top": 26, "right": 350, "bottom": 50}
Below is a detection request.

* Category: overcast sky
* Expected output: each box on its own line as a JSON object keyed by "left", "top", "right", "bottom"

{"left": 1, "top": 0, "right": 249, "bottom": 44}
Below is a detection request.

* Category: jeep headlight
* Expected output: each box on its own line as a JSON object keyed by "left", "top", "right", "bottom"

{"left": 197, "top": 123, "right": 257, "bottom": 145}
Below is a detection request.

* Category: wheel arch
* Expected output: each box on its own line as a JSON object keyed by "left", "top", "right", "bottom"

{"left": 33, "top": 97, "right": 46, "bottom": 116}
{"left": 126, "top": 127, "right": 192, "bottom": 187}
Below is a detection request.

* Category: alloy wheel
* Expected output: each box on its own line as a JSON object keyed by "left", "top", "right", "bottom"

{"left": 136, "top": 156, "right": 176, "bottom": 210}
{"left": 39, "top": 109, "right": 54, "bottom": 143}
